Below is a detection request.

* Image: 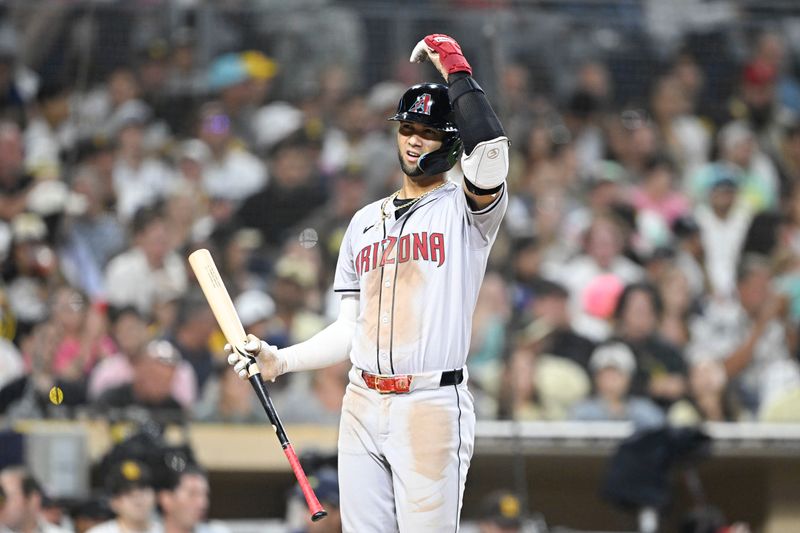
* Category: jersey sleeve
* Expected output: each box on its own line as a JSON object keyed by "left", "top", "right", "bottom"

{"left": 333, "top": 218, "right": 360, "bottom": 293}
{"left": 459, "top": 183, "right": 508, "bottom": 249}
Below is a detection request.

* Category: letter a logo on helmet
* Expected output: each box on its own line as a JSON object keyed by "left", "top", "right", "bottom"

{"left": 408, "top": 94, "right": 433, "bottom": 115}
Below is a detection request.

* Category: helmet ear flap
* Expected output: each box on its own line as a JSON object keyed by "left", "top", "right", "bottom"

{"left": 418, "top": 134, "right": 463, "bottom": 176}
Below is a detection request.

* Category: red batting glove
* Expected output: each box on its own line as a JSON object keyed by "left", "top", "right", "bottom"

{"left": 423, "top": 34, "right": 472, "bottom": 76}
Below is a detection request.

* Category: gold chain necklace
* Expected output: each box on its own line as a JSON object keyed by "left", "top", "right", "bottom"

{"left": 380, "top": 181, "right": 448, "bottom": 221}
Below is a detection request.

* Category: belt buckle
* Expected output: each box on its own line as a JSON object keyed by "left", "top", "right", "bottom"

{"left": 374, "top": 376, "right": 394, "bottom": 394}
{"left": 394, "top": 375, "right": 411, "bottom": 393}
{"left": 372, "top": 375, "right": 412, "bottom": 394}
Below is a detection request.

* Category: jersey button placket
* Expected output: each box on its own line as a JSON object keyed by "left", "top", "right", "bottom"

{"left": 376, "top": 264, "right": 395, "bottom": 370}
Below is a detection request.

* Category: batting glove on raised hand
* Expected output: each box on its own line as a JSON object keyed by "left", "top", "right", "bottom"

{"left": 225, "top": 333, "right": 286, "bottom": 382}
{"left": 410, "top": 33, "right": 472, "bottom": 79}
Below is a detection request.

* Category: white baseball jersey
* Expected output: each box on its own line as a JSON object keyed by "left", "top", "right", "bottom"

{"left": 334, "top": 180, "right": 506, "bottom": 532}
{"left": 333, "top": 180, "right": 507, "bottom": 375}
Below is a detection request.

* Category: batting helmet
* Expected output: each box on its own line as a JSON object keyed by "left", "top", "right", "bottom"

{"left": 388, "top": 83, "right": 463, "bottom": 176}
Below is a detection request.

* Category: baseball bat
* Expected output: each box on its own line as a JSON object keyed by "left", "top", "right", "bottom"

{"left": 188, "top": 248, "right": 327, "bottom": 522}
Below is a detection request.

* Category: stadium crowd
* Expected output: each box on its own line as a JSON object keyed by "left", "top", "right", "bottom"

{"left": 0, "top": 1, "right": 799, "bottom": 531}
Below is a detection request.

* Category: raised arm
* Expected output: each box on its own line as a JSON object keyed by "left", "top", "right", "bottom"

{"left": 411, "top": 34, "right": 509, "bottom": 209}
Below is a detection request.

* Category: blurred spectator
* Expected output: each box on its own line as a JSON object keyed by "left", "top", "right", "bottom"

{"left": 669, "top": 360, "right": 740, "bottom": 424}
{"left": 95, "top": 339, "right": 186, "bottom": 424}
{"left": 476, "top": 490, "right": 523, "bottom": 533}
{"left": 301, "top": 169, "right": 368, "bottom": 277}
{"left": 705, "top": 120, "right": 779, "bottom": 212}
{"left": 104, "top": 205, "right": 188, "bottom": 316}
{"left": 468, "top": 272, "right": 512, "bottom": 413}
{"left": 319, "top": 94, "right": 395, "bottom": 187}
{"left": 497, "top": 62, "right": 538, "bottom": 137}
{"left": 276, "top": 360, "right": 350, "bottom": 426}
{"left": 563, "top": 87, "right": 607, "bottom": 178}
{"left": 725, "top": 55, "right": 792, "bottom": 160}
{"left": 135, "top": 39, "right": 173, "bottom": 128}
{"left": 39, "top": 494, "right": 67, "bottom": 530}
{"left": 687, "top": 254, "right": 797, "bottom": 413}
{"left": 0, "top": 334, "right": 23, "bottom": 398}
{"left": 241, "top": 50, "right": 278, "bottom": 113}
{"left": 207, "top": 54, "right": 256, "bottom": 146}
{"left": 65, "top": 164, "right": 127, "bottom": 276}
{"left": 73, "top": 137, "right": 117, "bottom": 213}
{"left": 158, "top": 465, "right": 229, "bottom": 533}
{"left": 549, "top": 214, "right": 644, "bottom": 341}
{"left": 507, "top": 237, "right": 546, "bottom": 318}
{"left": 265, "top": 256, "right": 327, "bottom": 347}
{"left": 166, "top": 293, "right": 218, "bottom": 392}
{"left": 286, "top": 468, "right": 341, "bottom": 533}
{"left": 171, "top": 139, "right": 209, "bottom": 195}
{"left": 570, "top": 342, "right": 666, "bottom": 429}
{"left": 629, "top": 154, "right": 691, "bottom": 253}
{"left": 48, "top": 286, "right": 113, "bottom": 382}
{"left": 752, "top": 30, "right": 800, "bottom": 116}
{"left": 0, "top": 467, "right": 68, "bottom": 533}
{"left": 110, "top": 103, "right": 174, "bottom": 222}
{"left": 693, "top": 163, "right": 752, "bottom": 298}
{"left": 606, "top": 110, "right": 659, "bottom": 179}
{"left": 0, "top": 122, "right": 33, "bottom": 224}
{"left": 87, "top": 460, "right": 159, "bottom": 533}
{"left": 524, "top": 280, "right": 594, "bottom": 372}
{"left": 68, "top": 499, "right": 114, "bottom": 533}
{"left": 0, "top": 23, "right": 37, "bottom": 125}
{"left": 671, "top": 215, "right": 708, "bottom": 298}
{"left": 655, "top": 264, "right": 696, "bottom": 348}
{"left": 613, "top": 282, "right": 688, "bottom": 410}
{"left": 649, "top": 75, "right": 710, "bottom": 184}
{"left": 77, "top": 67, "right": 141, "bottom": 140}
{"left": 193, "top": 363, "right": 262, "bottom": 424}
{"left": 563, "top": 159, "right": 629, "bottom": 253}
{"left": 208, "top": 226, "right": 264, "bottom": 296}
{"left": 24, "top": 82, "right": 75, "bottom": 181}
{"left": 502, "top": 324, "right": 590, "bottom": 421}
{"left": 194, "top": 102, "right": 266, "bottom": 203}
{"left": 164, "top": 28, "right": 204, "bottom": 99}
{"left": 4, "top": 320, "right": 88, "bottom": 418}
{"left": 234, "top": 289, "right": 276, "bottom": 343}
{"left": 667, "top": 49, "right": 705, "bottom": 118}
{"left": 161, "top": 183, "right": 204, "bottom": 253}
{"left": 88, "top": 306, "right": 197, "bottom": 410}
{"left": 777, "top": 118, "right": 800, "bottom": 191}
{"left": 237, "top": 133, "right": 328, "bottom": 248}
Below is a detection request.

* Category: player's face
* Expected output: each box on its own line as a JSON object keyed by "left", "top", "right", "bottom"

{"left": 396, "top": 121, "right": 444, "bottom": 178}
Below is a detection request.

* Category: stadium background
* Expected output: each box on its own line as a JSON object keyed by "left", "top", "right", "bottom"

{"left": 0, "top": 0, "right": 800, "bottom": 532}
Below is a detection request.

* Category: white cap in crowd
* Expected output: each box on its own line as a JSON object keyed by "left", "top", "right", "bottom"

{"left": 589, "top": 342, "right": 637, "bottom": 375}
{"left": 235, "top": 290, "right": 276, "bottom": 327}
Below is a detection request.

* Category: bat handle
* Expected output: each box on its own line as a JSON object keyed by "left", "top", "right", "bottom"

{"left": 246, "top": 367, "right": 327, "bottom": 522}
{"left": 284, "top": 442, "right": 328, "bottom": 522}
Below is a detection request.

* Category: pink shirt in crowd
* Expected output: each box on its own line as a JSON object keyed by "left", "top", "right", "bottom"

{"left": 630, "top": 188, "right": 691, "bottom": 225}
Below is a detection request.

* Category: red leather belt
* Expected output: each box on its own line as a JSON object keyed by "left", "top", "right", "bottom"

{"left": 360, "top": 369, "right": 464, "bottom": 394}
{"left": 361, "top": 371, "right": 413, "bottom": 394}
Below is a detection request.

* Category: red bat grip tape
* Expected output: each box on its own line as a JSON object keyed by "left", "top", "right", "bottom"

{"left": 284, "top": 443, "right": 327, "bottom": 521}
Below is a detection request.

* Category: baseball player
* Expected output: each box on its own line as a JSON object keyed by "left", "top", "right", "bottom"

{"left": 227, "top": 33, "right": 509, "bottom": 532}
